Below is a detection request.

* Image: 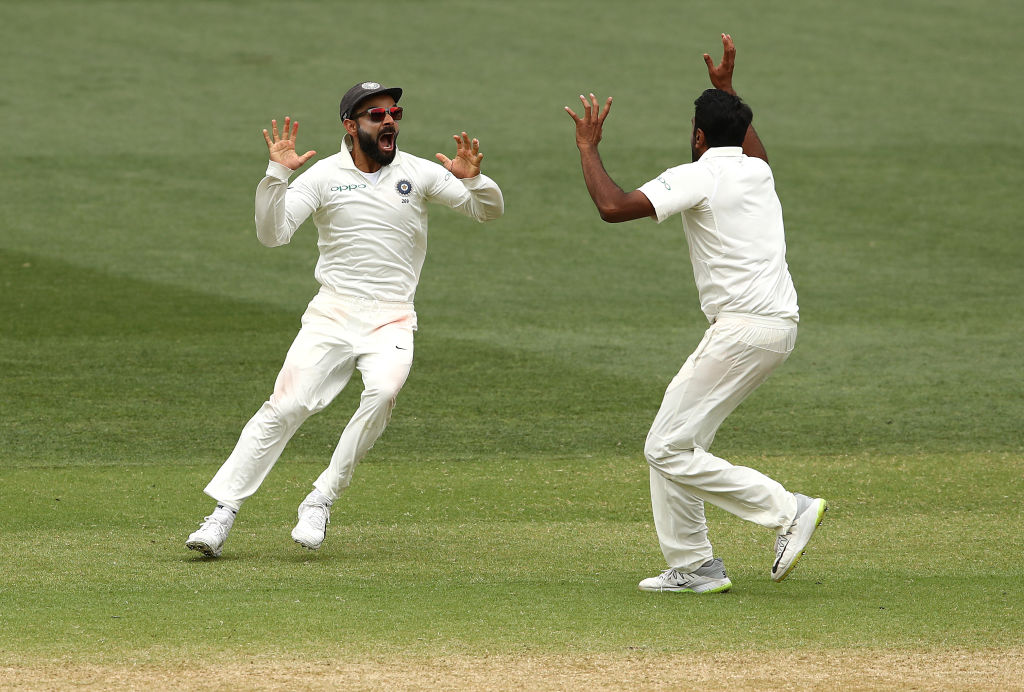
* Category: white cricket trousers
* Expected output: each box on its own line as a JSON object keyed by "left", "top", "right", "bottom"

{"left": 205, "top": 288, "right": 416, "bottom": 510}
{"left": 645, "top": 312, "right": 800, "bottom": 572}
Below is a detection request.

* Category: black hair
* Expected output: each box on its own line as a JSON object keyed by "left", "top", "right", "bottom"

{"left": 693, "top": 89, "right": 753, "bottom": 148}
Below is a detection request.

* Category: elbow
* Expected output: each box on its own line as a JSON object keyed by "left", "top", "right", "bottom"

{"left": 595, "top": 190, "right": 652, "bottom": 223}
{"left": 255, "top": 228, "right": 286, "bottom": 247}
{"left": 597, "top": 206, "right": 630, "bottom": 224}
{"left": 476, "top": 200, "right": 504, "bottom": 223}
{"left": 489, "top": 193, "right": 506, "bottom": 221}
{"left": 258, "top": 236, "right": 287, "bottom": 248}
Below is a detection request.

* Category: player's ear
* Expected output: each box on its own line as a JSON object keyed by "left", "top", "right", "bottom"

{"left": 342, "top": 120, "right": 358, "bottom": 152}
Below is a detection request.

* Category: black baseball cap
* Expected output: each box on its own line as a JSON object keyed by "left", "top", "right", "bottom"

{"left": 339, "top": 81, "right": 403, "bottom": 121}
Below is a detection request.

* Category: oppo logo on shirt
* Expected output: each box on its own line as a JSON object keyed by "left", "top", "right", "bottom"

{"left": 330, "top": 184, "right": 367, "bottom": 192}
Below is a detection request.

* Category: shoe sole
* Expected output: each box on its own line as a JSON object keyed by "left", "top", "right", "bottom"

{"left": 185, "top": 540, "right": 221, "bottom": 558}
{"left": 772, "top": 500, "right": 827, "bottom": 582}
{"left": 638, "top": 578, "right": 733, "bottom": 594}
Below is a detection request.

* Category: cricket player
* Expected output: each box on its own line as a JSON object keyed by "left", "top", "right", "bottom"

{"left": 186, "top": 81, "right": 504, "bottom": 557}
{"left": 565, "top": 35, "right": 826, "bottom": 592}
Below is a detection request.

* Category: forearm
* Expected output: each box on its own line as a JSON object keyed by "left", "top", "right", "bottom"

{"left": 254, "top": 162, "right": 302, "bottom": 246}
{"left": 738, "top": 117, "right": 768, "bottom": 162}
{"left": 578, "top": 145, "right": 639, "bottom": 223}
{"left": 567, "top": 93, "right": 654, "bottom": 222}
{"left": 452, "top": 173, "right": 505, "bottom": 222}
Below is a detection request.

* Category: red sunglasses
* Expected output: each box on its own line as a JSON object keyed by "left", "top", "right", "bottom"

{"left": 352, "top": 106, "right": 403, "bottom": 122}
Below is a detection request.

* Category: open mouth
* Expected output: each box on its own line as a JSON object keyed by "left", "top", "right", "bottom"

{"left": 378, "top": 130, "right": 397, "bottom": 152}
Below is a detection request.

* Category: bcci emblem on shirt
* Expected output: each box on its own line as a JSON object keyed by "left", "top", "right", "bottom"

{"left": 396, "top": 179, "right": 413, "bottom": 197}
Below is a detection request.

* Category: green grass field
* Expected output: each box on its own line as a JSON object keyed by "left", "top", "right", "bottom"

{"left": 2, "top": 0, "right": 1022, "bottom": 688}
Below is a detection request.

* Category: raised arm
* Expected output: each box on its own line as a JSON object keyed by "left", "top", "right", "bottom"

{"left": 262, "top": 116, "right": 317, "bottom": 171}
{"left": 255, "top": 116, "right": 318, "bottom": 246}
{"left": 565, "top": 93, "right": 654, "bottom": 223}
{"left": 435, "top": 131, "right": 483, "bottom": 179}
{"left": 429, "top": 132, "right": 504, "bottom": 222}
{"left": 703, "top": 33, "right": 768, "bottom": 163}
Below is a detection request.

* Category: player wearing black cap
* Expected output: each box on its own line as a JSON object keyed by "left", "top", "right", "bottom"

{"left": 186, "top": 81, "right": 504, "bottom": 558}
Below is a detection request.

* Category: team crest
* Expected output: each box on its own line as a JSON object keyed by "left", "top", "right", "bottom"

{"left": 396, "top": 179, "right": 413, "bottom": 196}
{"left": 361, "top": 81, "right": 381, "bottom": 89}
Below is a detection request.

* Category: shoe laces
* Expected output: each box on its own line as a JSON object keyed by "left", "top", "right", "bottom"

{"left": 301, "top": 502, "right": 330, "bottom": 529}
{"left": 659, "top": 568, "right": 695, "bottom": 587}
{"left": 198, "top": 515, "right": 228, "bottom": 538}
{"left": 774, "top": 532, "right": 790, "bottom": 558}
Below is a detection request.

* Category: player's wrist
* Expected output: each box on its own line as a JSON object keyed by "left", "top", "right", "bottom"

{"left": 459, "top": 171, "right": 487, "bottom": 187}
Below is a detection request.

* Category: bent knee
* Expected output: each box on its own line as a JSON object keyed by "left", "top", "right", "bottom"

{"left": 266, "top": 393, "right": 323, "bottom": 423}
{"left": 644, "top": 434, "right": 694, "bottom": 468}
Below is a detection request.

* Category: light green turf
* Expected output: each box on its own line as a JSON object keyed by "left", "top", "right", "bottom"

{"left": 1, "top": 454, "right": 1021, "bottom": 661}
{"left": 1, "top": 0, "right": 1022, "bottom": 665}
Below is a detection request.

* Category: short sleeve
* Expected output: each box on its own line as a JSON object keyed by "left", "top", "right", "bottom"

{"left": 637, "top": 163, "right": 711, "bottom": 223}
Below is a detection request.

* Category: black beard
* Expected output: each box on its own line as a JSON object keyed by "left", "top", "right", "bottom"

{"left": 356, "top": 123, "right": 397, "bottom": 167}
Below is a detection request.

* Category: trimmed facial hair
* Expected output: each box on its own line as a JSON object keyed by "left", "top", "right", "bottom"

{"left": 356, "top": 122, "right": 397, "bottom": 167}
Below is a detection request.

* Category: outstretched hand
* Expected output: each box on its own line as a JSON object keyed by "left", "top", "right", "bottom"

{"left": 565, "top": 93, "right": 613, "bottom": 150}
{"left": 262, "top": 116, "right": 316, "bottom": 170}
{"left": 703, "top": 33, "right": 737, "bottom": 94}
{"left": 436, "top": 132, "right": 483, "bottom": 179}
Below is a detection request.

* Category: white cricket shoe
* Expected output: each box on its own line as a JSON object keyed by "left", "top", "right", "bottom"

{"left": 291, "top": 493, "right": 331, "bottom": 550}
{"left": 638, "top": 558, "right": 732, "bottom": 593}
{"left": 772, "top": 493, "right": 827, "bottom": 582}
{"left": 185, "top": 508, "right": 235, "bottom": 558}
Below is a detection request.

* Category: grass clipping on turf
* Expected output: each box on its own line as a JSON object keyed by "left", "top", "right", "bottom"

{"left": 3, "top": 648, "right": 1021, "bottom": 690}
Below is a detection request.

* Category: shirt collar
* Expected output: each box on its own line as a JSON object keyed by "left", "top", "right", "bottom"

{"left": 337, "top": 143, "right": 357, "bottom": 169}
{"left": 699, "top": 146, "right": 744, "bottom": 160}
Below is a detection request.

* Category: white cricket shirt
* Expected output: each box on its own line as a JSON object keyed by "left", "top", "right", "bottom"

{"left": 638, "top": 147, "right": 799, "bottom": 323}
{"left": 255, "top": 145, "right": 504, "bottom": 302}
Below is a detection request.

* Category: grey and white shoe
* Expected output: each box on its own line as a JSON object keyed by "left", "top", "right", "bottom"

{"left": 291, "top": 491, "right": 331, "bottom": 550}
{"left": 638, "top": 558, "right": 732, "bottom": 593}
{"left": 771, "top": 493, "right": 827, "bottom": 582}
{"left": 185, "top": 507, "right": 235, "bottom": 558}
